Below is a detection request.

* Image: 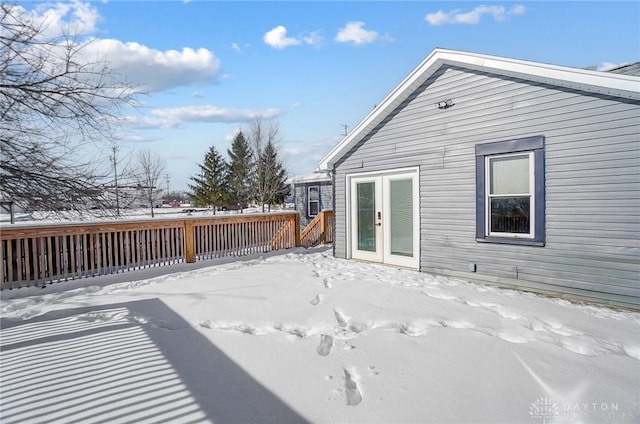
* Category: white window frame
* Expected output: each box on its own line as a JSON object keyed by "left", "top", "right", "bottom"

{"left": 308, "top": 185, "right": 320, "bottom": 217}
{"left": 485, "top": 151, "right": 535, "bottom": 239}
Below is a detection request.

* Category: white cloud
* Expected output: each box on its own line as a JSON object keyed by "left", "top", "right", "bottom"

{"left": 281, "top": 136, "right": 343, "bottom": 175}
{"left": 263, "top": 26, "right": 323, "bottom": 49}
{"left": 81, "top": 39, "right": 221, "bottom": 93}
{"left": 121, "top": 134, "right": 159, "bottom": 143}
{"left": 8, "top": 3, "right": 221, "bottom": 94}
{"left": 124, "top": 115, "right": 180, "bottom": 130}
{"left": 264, "top": 25, "right": 302, "bottom": 49}
{"left": 6, "top": 1, "right": 101, "bottom": 39}
{"left": 335, "top": 21, "right": 381, "bottom": 45}
{"left": 231, "top": 42, "right": 250, "bottom": 52}
{"left": 303, "top": 31, "right": 324, "bottom": 47}
{"left": 509, "top": 5, "right": 526, "bottom": 15}
{"left": 424, "top": 11, "right": 450, "bottom": 26}
{"left": 425, "top": 5, "right": 526, "bottom": 25}
{"left": 152, "top": 105, "right": 281, "bottom": 122}
{"left": 126, "top": 105, "right": 282, "bottom": 129}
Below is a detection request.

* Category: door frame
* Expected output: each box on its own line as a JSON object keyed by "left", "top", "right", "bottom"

{"left": 346, "top": 167, "right": 420, "bottom": 269}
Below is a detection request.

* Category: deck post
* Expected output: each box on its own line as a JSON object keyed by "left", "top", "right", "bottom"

{"left": 184, "top": 220, "right": 196, "bottom": 263}
{"left": 320, "top": 211, "right": 327, "bottom": 244}
{"left": 0, "top": 239, "right": 4, "bottom": 290}
{"left": 294, "top": 213, "right": 301, "bottom": 247}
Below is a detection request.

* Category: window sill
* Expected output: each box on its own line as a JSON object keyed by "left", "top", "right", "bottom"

{"left": 476, "top": 237, "right": 545, "bottom": 247}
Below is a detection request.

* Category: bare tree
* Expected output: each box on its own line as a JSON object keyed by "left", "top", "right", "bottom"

{"left": 246, "top": 118, "right": 288, "bottom": 212}
{"left": 0, "top": 3, "right": 136, "bottom": 212}
{"left": 136, "top": 149, "right": 166, "bottom": 218}
{"left": 106, "top": 143, "right": 138, "bottom": 213}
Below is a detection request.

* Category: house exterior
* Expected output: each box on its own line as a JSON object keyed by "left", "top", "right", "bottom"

{"left": 318, "top": 48, "right": 640, "bottom": 309}
{"left": 287, "top": 172, "right": 333, "bottom": 228}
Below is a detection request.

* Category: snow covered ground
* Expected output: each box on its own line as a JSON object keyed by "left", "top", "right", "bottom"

{"left": 0, "top": 205, "right": 295, "bottom": 226}
{"left": 1, "top": 247, "right": 638, "bottom": 424}
{"left": 1, "top": 207, "right": 197, "bottom": 225}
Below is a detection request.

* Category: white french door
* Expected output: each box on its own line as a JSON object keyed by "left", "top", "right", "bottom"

{"left": 349, "top": 170, "right": 419, "bottom": 269}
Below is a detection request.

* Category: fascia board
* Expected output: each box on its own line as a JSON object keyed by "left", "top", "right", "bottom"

{"left": 449, "top": 53, "right": 640, "bottom": 98}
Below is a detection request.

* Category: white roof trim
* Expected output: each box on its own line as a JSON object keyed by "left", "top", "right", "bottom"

{"left": 318, "top": 48, "right": 640, "bottom": 171}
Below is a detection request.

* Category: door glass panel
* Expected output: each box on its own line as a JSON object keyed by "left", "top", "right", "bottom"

{"left": 389, "top": 178, "right": 413, "bottom": 257}
{"left": 356, "top": 182, "right": 376, "bottom": 252}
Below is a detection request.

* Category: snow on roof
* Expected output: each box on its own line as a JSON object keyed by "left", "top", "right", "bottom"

{"left": 607, "top": 62, "right": 640, "bottom": 77}
{"left": 286, "top": 171, "right": 332, "bottom": 184}
{"left": 318, "top": 48, "right": 640, "bottom": 171}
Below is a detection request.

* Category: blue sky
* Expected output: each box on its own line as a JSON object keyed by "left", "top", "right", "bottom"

{"left": 16, "top": 1, "right": 640, "bottom": 191}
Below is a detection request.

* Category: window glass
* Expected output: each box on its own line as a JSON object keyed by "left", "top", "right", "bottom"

{"left": 309, "top": 186, "right": 319, "bottom": 201}
{"left": 490, "top": 155, "right": 529, "bottom": 194}
{"left": 308, "top": 186, "right": 319, "bottom": 217}
{"left": 309, "top": 201, "right": 319, "bottom": 216}
{"left": 490, "top": 197, "right": 530, "bottom": 234}
{"left": 390, "top": 178, "right": 413, "bottom": 257}
{"left": 357, "top": 182, "right": 376, "bottom": 252}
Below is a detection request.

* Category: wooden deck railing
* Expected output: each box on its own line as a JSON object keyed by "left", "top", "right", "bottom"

{"left": 0, "top": 212, "right": 300, "bottom": 290}
{"left": 191, "top": 213, "right": 299, "bottom": 261}
{"left": 300, "top": 210, "right": 334, "bottom": 248}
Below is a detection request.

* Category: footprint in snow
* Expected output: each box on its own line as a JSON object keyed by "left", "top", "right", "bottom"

{"left": 334, "top": 309, "right": 350, "bottom": 328}
{"left": 317, "top": 334, "right": 334, "bottom": 356}
{"left": 343, "top": 366, "right": 363, "bottom": 406}
{"left": 310, "top": 294, "right": 323, "bottom": 306}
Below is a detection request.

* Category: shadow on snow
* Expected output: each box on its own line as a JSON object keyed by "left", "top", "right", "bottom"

{"left": 0, "top": 298, "right": 309, "bottom": 424}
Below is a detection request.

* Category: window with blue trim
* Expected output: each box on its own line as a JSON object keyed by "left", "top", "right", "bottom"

{"left": 308, "top": 186, "right": 320, "bottom": 217}
{"left": 475, "top": 136, "right": 545, "bottom": 246}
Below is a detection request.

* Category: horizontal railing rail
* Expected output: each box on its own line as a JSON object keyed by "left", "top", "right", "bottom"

{"left": 1, "top": 212, "right": 300, "bottom": 290}
{"left": 300, "top": 210, "right": 334, "bottom": 248}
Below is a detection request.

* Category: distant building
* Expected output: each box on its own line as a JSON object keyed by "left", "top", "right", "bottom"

{"left": 287, "top": 172, "right": 332, "bottom": 228}
{"left": 102, "top": 185, "right": 163, "bottom": 209}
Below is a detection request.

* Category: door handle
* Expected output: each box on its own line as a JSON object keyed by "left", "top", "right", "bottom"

{"left": 376, "top": 211, "right": 381, "bottom": 226}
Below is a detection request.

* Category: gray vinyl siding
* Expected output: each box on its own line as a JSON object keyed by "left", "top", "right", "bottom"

{"left": 294, "top": 182, "right": 333, "bottom": 228}
{"left": 333, "top": 66, "right": 640, "bottom": 308}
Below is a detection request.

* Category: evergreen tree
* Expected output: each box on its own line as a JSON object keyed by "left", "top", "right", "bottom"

{"left": 256, "top": 139, "right": 290, "bottom": 212}
{"left": 226, "top": 131, "right": 253, "bottom": 212}
{"left": 188, "top": 145, "right": 229, "bottom": 213}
